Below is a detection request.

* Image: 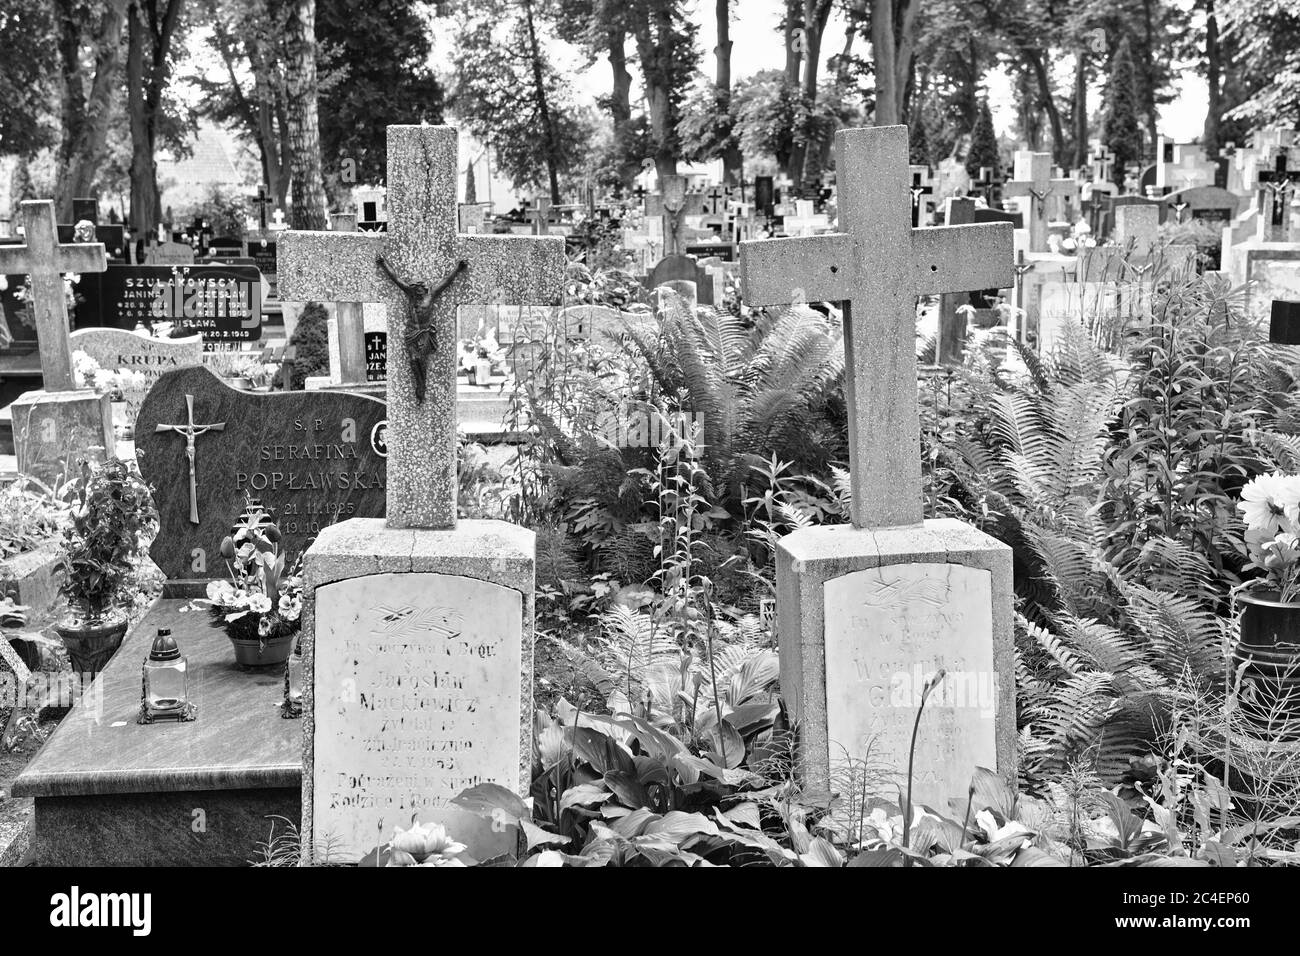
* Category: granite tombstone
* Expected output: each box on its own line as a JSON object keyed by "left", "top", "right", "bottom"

{"left": 135, "top": 365, "right": 387, "bottom": 579}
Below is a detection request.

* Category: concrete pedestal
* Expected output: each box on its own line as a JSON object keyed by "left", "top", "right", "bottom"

{"left": 9, "top": 388, "right": 114, "bottom": 486}
{"left": 300, "top": 518, "right": 535, "bottom": 864}
{"left": 776, "top": 518, "right": 1016, "bottom": 808}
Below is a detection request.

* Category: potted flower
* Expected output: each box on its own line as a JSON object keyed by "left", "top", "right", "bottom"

{"left": 55, "top": 458, "right": 158, "bottom": 675}
{"left": 199, "top": 497, "right": 302, "bottom": 667}
{"left": 1236, "top": 473, "right": 1300, "bottom": 674}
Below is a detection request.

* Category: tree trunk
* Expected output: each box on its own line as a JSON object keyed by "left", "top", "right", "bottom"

{"left": 631, "top": 4, "right": 680, "bottom": 180}
{"left": 1024, "top": 48, "right": 1065, "bottom": 165}
{"left": 872, "top": 0, "right": 916, "bottom": 126}
{"left": 1203, "top": 0, "right": 1221, "bottom": 159}
{"left": 1072, "top": 50, "right": 1088, "bottom": 169}
{"left": 126, "top": 1, "right": 157, "bottom": 234}
{"left": 796, "top": 0, "right": 833, "bottom": 192}
{"left": 608, "top": 28, "right": 637, "bottom": 190}
{"left": 284, "top": 0, "right": 327, "bottom": 229}
{"left": 523, "top": 0, "right": 561, "bottom": 203}
{"left": 715, "top": 0, "right": 742, "bottom": 185}
{"left": 783, "top": 0, "right": 802, "bottom": 87}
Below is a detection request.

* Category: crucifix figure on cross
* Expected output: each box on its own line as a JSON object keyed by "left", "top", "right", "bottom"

{"left": 1257, "top": 150, "right": 1300, "bottom": 238}
{"left": 909, "top": 166, "right": 934, "bottom": 227}
{"left": 154, "top": 393, "right": 226, "bottom": 525}
{"left": 740, "top": 126, "right": 1014, "bottom": 528}
{"left": 1004, "top": 151, "right": 1075, "bottom": 252}
{"left": 278, "top": 125, "right": 565, "bottom": 530}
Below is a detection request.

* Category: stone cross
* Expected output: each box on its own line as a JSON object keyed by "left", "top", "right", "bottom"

{"left": 153, "top": 393, "right": 226, "bottom": 525}
{"left": 250, "top": 184, "right": 274, "bottom": 234}
{"left": 1257, "top": 150, "right": 1300, "bottom": 240}
{"left": 971, "top": 165, "right": 1001, "bottom": 205}
{"left": 279, "top": 125, "right": 565, "bottom": 529}
{"left": 525, "top": 196, "right": 553, "bottom": 236}
{"left": 703, "top": 185, "right": 727, "bottom": 216}
{"left": 1004, "top": 151, "right": 1072, "bottom": 252}
{"left": 740, "top": 126, "right": 1013, "bottom": 528}
{"left": 0, "top": 201, "right": 106, "bottom": 391}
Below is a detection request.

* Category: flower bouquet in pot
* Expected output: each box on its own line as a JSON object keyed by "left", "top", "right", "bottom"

{"left": 1236, "top": 473, "right": 1300, "bottom": 655}
{"left": 56, "top": 458, "right": 159, "bottom": 676}
{"left": 199, "top": 497, "right": 303, "bottom": 667}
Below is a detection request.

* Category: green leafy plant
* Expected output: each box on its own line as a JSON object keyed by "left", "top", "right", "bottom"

{"left": 59, "top": 459, "right": 158, "bottom": 622}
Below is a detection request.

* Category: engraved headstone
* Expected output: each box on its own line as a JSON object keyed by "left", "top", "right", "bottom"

{"left": 284, "top": 125, "right": 562, "bottom": 864}
{"left": 135, "top": 364, "right": 387, "bottom": 579}
{"left": 69, "top": 327, "right": 204, "bottom": 426}
{"left": 94, "top": 263, "right": 263, "bottom": 344}
{"left": 741, "top": 125, "right": 1017, "bottom": 805}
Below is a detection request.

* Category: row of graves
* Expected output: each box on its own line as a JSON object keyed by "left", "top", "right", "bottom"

{"left": 926, "top": 126, "right": 1300, "bottom": 366}
{"left": 6, "top": 122, "right": 1029, "bottom": 865}
{"left": 0, "top": 188, "right": 299, "bottom": 472}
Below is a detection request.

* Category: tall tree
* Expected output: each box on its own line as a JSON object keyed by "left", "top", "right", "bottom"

{"left": 125, "top": 0, "right": 186, "bottom": 234}
{"left": 965, "top": 96, "right": 1000, "bottom": 180}
{"left": 713, "top": 0, "right": 742, "bottom": 185}
{"left": 55, "top": 0, "right": 128, "bottom": 219}
{"left": 786, "top": 0, "right": 833, "bottom": 191}
{"left": 871, "top": 0, "right": 920, "bottom": 126}
{"left": 283, "top": 0, "right": 326, "bottom": 228}
{"left": 0, "top": 1, "right": 59, "bottom": 161}
{"left": 454, "top": 0, "right": 591, "bottom": 200}
{"left": 1103, "top": 36, "right": 1142, "bottom": 189}
{"left": 627, "top": 0, "right": 698, "bottom": 180}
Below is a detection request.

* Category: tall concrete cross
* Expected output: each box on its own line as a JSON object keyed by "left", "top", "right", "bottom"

{"left": 740, "top": 126, "right": 1013, "bottom": 528}
{"left": 0, "top": 201, "right": 106, "bottom": 391}
{"left": 279, "top": 125, "right": 565, "bottom": 529}
{"left": 525, "top": 196, "right": 554, "bottom": 236}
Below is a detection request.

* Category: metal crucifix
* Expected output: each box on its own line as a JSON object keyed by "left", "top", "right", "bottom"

{"left": 377, "top": 256, "right": 469, "bottom": 403}
{"left": 154, "top": 393, "right": 225, "bottom": 525}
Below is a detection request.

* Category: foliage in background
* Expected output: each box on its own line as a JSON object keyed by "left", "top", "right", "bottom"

{"left": 284, "top": 300, "right": 330, "bottom": 389}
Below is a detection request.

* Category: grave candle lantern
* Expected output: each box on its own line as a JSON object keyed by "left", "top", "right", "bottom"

{"left": 138, "top": 628, "right": 196, "bottom": 724}
{"left": 282, "top": 637, "right": 304, "bottom": 719}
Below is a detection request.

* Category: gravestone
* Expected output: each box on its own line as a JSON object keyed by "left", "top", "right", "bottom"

{"left": 69, "top": 327, "right": 204, "bottom": 426}
{"left": 93, "top": 263, "right": 263, "bottom": 344}
{"left": 740, "top": 125, "right": 1016, "bottom": 807}
{"left": 1162, "top": 185, "right": 1240, "bottom": 225}
{"left": 143, "top": 241, "right": 196, "bottom": 266}
{"left": 0, "top": 201, "right": 115, "bottom": 486}
{"left": 135, "top": 364, "right": 387, "bottom": 579}
{"left": 281, "top": 124, "right": 563, "bottom": 863}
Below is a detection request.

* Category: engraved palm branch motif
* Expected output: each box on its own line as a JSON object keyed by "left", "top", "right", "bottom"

{"left": 857, "top": 577, "right": 950, "bottom": 612}
{"left": 370, "top": 604, "right": 464, "bottom": 640}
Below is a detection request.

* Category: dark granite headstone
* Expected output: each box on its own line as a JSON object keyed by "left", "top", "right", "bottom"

{"left": 973, "top": 208, "right": 1022, "bottom": 228}
{"left": 135, "top": 365, "right": 387, "bottom": 579}
{"left": 95, "top": 263, "right": 263, "bottom": 343}
{"left": 755, "top": 176, "right": 775, "bottom": 217}
{"left": 72, "top": 198, "right": 98, "bottom": 223}
{"left": 648, "top": 253, "right": 700, "bottom": 289}
{"left": 364, "top": 330, "right": 387, "bottom": 382}
{"left": 1271, "top": 300, "right": 1300, "bottom": 345}
{"left": 57, "top": 223, "right": 127, "bottom": 261}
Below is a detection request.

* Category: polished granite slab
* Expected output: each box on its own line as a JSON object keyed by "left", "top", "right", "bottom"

{"left": 13, "top": 599, "right": 302, "bottom": 799}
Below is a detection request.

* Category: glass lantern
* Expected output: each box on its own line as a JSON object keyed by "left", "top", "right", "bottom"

{"left": 138, "top": 628, "right": 196, "bottom": 724}
{"left": 281, "top": 637, "right": 304, "bottom": 719}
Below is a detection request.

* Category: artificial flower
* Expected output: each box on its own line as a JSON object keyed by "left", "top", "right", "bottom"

{"left": 1238, "top": 473, "right": 1297, "bottom": 537}
{"left": 248, "top": 594, "right": 272, "bottom": 614}
{"left": 387, "top": 820, "right": 466, "bottom": 866}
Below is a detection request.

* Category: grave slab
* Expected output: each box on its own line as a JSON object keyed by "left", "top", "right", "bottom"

{"left": 12, "top": 600, "right": 301, "bottom": 865}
